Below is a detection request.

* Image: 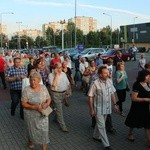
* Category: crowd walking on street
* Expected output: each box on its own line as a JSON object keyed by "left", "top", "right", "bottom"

{"left": 0, "top": 49, "right": 150, "bottom": 150}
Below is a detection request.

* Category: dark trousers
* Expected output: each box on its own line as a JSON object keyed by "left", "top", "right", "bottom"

{"left": 10, "top": 90, "right": 23, "bottom": 118}
{"left": 92, "top": 114, "right": 113, "bottom": 130}
{"left": 0, "top": 72, "right": 6, "bottom": 88}
{"left": 116, "top": 89, "right": 126, "bottom": 112}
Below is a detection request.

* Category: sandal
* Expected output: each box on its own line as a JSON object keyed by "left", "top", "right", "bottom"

{"left": 127, "top": 134, "right": 135, "bottom": 142}
{"left": 28, "top": 141, "right": 34, "bottom": 149}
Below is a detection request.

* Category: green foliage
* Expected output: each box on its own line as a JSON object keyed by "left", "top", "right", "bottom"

{"left": 7, "top": 24, "right": 120, "bottom": 49}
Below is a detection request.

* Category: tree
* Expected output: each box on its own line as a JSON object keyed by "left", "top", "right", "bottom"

{"left": 35, "top": 36, "right": 47, "bottom": 48}
{"left": 86, "top": 31, "right": 99, "bottom": 47}
{"left": 45, "top": 27, "right": 54, "bottom": 46}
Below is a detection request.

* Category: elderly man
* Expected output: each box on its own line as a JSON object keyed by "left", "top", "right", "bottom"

{"left": 88, "top": 65, "right": 118, "bottom": 150}
{"left": 49, "top": 62, "right": 70, "bottom": 132}
{"left": 5, "top": 57, "right": 27, "bottom": 119}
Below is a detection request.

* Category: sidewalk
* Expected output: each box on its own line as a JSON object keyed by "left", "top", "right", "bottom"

{"left": 0, "top": 60, "right": 149, "bottom": 150}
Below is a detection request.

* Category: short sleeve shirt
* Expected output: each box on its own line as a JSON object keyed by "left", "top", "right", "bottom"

{"left": 88, "top": 78, "right": 116, "bottom": 115}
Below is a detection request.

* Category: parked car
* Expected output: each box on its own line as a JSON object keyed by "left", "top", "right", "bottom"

{"left": 137, "top": 47, "right": 146, "bottom": 52}
{"left": 66, "top": 48, "right": 79, "bottom": 60}
{"left": 102, "top": 49, "right": 133, "bottom": 64}
{"left": 73, "top": 48, "right": 106, "bottom": 61}
{"left": 146, "top": 48, "right": 150, "bottom": 53}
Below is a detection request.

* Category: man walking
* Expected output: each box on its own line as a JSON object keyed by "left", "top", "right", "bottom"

{"left": 88, "top": 65, "right": 118, "bottom": 150}
{"left": 0, "top": 52, "right": 7, "bottom": 89}
{"left": 5, "top": 57, "right": 27, "bottom": 119}
{"left": 132, "top": 45, "right": 137, "bottom": 61}
{"left": 49, "top": 62, "right": 70, "bottom": 132}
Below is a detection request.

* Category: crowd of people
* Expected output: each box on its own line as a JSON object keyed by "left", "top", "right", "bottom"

{"left": 0, "top": 49, "right": 150, "bottom": 150}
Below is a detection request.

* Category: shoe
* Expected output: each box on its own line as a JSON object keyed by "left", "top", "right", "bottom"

{"left": 105, "top": 146, "right": 112, "bottom": 150}
{"left": 64, "top": 102, "right": 69, "bottom": 107}
{"left": 11, "top": 111, "right": 15, "bottom": 116}
{"left": 107, "top": 128, "right": 117, "bottom": 134}
{"left": 93, "top": 137, "right": 102, "bottom": 142}
{"left": 127, "top": 134, "right": 135, "bottom": 142}
{"left": 120, "top": 112, "right": 126, "bottom": 117}
{"left": 20, "top": 115, "right": 24, "bottom": 120}
{"left": 61, "top": 127, "right": 69, "bottom": 132}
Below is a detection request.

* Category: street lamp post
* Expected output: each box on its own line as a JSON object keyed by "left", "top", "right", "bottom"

{"left": 74, "top": 0, "right": 77, "bottom": 48}
{"left": 103, "top": 13, "right": 112, "bottom": 48}
{"left": 132, "top": 17, "right": 138, "bottom": 44}
{"left": 16, "top": 21, "right": 22, "bottom": 50}
{"left": 0, "top": 12, "right": 14, "bottom": 50}
{"left": 60, "top": 20, "right": 65, "bottom": 50}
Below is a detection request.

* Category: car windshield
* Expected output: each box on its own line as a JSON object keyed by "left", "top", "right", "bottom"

{"left": 69, "top": 48, "right": 77, "bottom": 53}
{"left": 105, "top": 49, "right": 114, "bottom": 54}
{"left": 80, "top": 48, "right": 91, "bottom": 54}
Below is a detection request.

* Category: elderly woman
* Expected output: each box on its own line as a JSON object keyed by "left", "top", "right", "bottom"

{"left": 125, "top": 70, "right": 150, "bottom": 147}
{"left": 21, "top": 72, "right": 51, "bottom": 150}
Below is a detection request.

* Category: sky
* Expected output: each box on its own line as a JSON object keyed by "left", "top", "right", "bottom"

{"left": 0, "top": 0, "right": 150, "bottom": 36}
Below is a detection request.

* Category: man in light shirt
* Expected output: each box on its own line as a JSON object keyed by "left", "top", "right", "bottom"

{"left": 49, "top": 62, "right": 70, "bottom": 132}
{"left": 132, "top": 45, "right": 138, "bottom": 61}
{"left": 88, "top": 65, "right": 118, "bottom": 150}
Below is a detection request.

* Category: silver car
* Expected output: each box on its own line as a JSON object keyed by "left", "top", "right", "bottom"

{"left": 73, "top": 48, "right": 105, "bottom": 61}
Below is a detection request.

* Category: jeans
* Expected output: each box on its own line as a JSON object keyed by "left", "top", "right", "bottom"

{"left": 10, "top": 90, "right": 24, "bottom": 118}
{"left": 0, "top": 72, "right": 7, "bottom": 88}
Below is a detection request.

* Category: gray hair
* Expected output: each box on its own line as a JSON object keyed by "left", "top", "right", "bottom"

{"left": 29, "top": 71, "right": 42, "bottom": 82}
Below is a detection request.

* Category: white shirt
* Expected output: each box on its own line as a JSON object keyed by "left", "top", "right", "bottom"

{"left": 49, "top": 72, "right": 70, "bottom": 91}
{"left": 132, "top": 46, "right": 137, "bottom": 52}
{"left": 79, "top": 62, "right": 89, "bottom": 75}
{"left": 105, "top": 64, "right": 113, "bottom": 76}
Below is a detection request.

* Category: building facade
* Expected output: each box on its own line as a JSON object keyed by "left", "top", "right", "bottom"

{"left": 69, "top": 16, "right": 97, "bottom": 35}
{"left": 120, "top": 22, "right": 150, "bottom": 49}
{"left": 0, "top": 24, "right": 7, "bottom": 35}
{"left": 42, "top": 21, "right": 68, "bottom": 39}
{"left": 17, "top": 29, "right": 42, "bottom": 40}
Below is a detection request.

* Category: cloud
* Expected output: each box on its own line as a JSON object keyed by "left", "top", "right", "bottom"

{"left": 14, "top": 0, "right": 150, "bottom": 20}
{"left": 79, "top": 4, "right": 150, "bottom": 20}
{"left": 15, "top": 0, "right": 72, "bottom": 7}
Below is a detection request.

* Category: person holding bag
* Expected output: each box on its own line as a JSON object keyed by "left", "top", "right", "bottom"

{"left": 21, "top": 72, "right": 51, "bottom": 150}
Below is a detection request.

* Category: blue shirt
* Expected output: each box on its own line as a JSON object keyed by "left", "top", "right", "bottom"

{"left": 5, "top": 66, "right": 27, "bottom": 90}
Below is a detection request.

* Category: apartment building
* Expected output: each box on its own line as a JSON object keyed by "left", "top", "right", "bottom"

{"left": 18, "top": 29, "right": 42, "bottom": 40}
{"left": 42, "top": 16, "right": 97, "bottom": 39}
{"left": 0, "top": 24, "right": 7, "bottom": 35}
{"left": 68, "top": 16, "right": 97, "bottom": 35}
{"left": 42, "top": 21, "right": 68, "bottom": 39}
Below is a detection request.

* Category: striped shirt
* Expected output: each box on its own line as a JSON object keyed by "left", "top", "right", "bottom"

{"left": 5, "top": 66, "right": 27, "bottom": 90}
{"left": 88, "top": 78, "right": 116, "bottom": 115}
